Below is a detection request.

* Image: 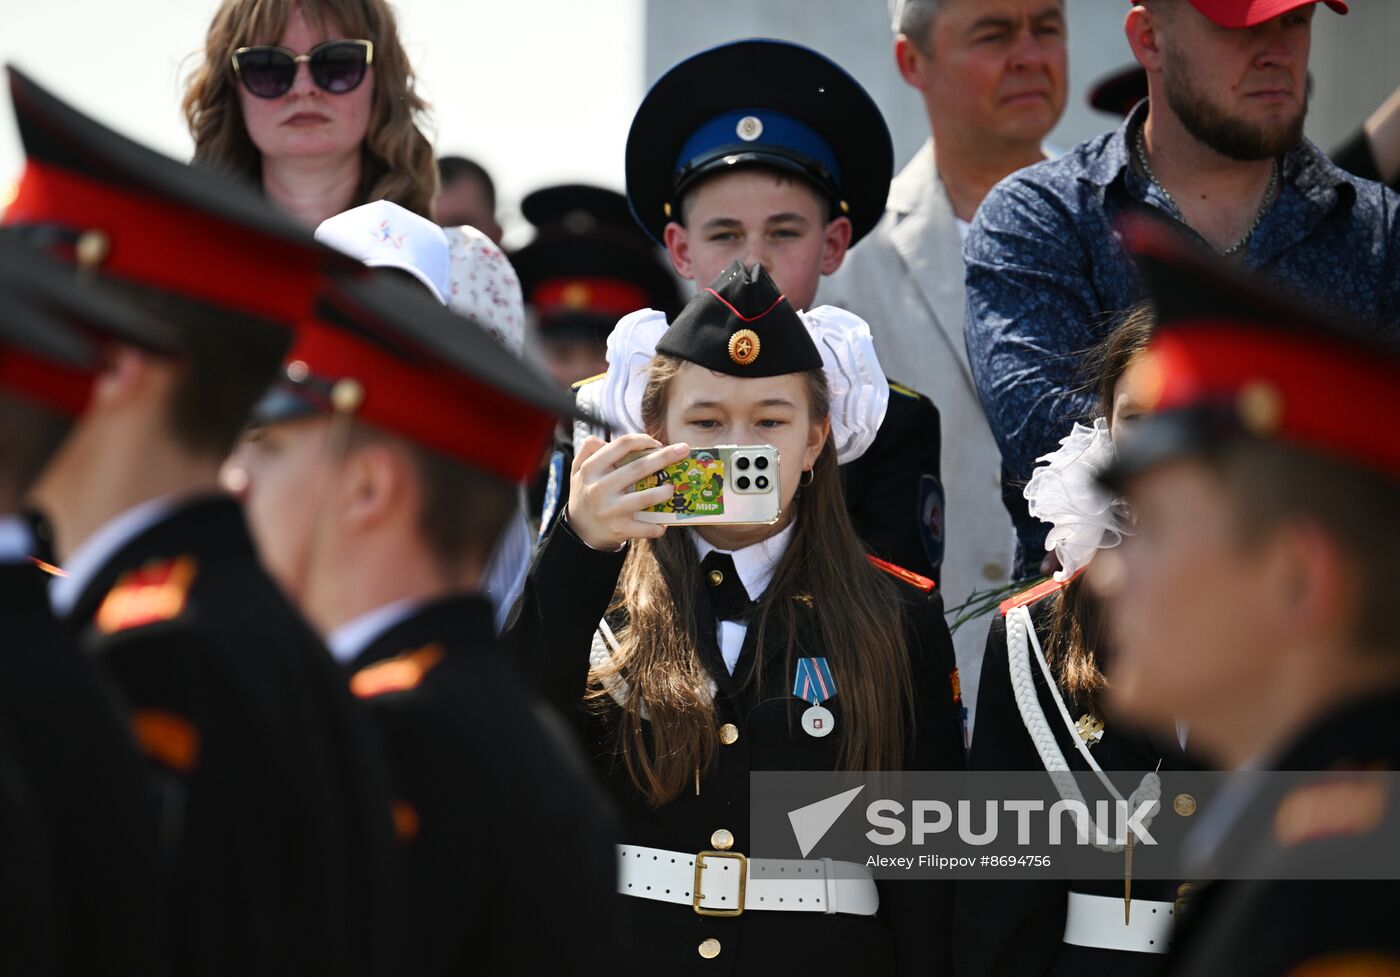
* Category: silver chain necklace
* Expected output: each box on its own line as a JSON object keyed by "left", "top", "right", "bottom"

{"left": 1134, "top": 124, "right": 1280, "bottom": 258}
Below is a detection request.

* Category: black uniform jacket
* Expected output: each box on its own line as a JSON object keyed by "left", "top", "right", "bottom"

{"left": 0, "top": 556, "right": 167, "bottom": 976}
{"left": 541, "top": 375, "right": 944, "bottom": 583}
{"left": 839, "top": 379, "right": 944, "bottom": 583}
{"left": 0, "top": 701, "right": 60, "bottom": 977}
{"left": 1164, "top": 686, "right": 1400, "bottom": 977}
{"left": 343, "top": 594, "right": 624, "bottom": 977}
{"left": 59, "top": 495, "right": 397, "bottom": 977}
{"left": 956, "top": 589, "right": 1202, "bottom": 977}
{"left": 505, "top": 517, "right": 965, "bottom": 977}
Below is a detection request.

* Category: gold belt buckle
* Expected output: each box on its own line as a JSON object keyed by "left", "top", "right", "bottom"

{"left": 693, "top": 850, "right": 748, "bottom": 917}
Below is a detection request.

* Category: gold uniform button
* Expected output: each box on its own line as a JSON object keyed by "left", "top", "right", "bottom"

{"left": 707, "top": 569, "right": 724, "bottom": 587}
{"left": 1173, "top": 793, "right": 1198, "bottom": 817}
{"left": 710, "top": 828, "right": 734, "bottom": 851}
{"left": 75, "top": 228, "right": 111, "bottom": 269}
{"left": 698, "top": 938, "right": 721, "bottom": 959}
{"left": 1177, "top": 882, "right": 1194, "bottom": 897}
{"left": 718, "top": 723, "right": 739, "bottom": 746}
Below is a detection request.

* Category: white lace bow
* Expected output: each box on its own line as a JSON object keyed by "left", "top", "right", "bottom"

{"left": 1024, "top": 418, "right": 1134, "bottom": 581}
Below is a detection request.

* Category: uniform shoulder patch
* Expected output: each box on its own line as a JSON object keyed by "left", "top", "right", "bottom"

{"left": 1287, "top": 953, "right": 1400, "bottom": 977}
{"left": 131, "top": 709, "right": 200, "bottom": 774}
{"left": 350, "top": 643, "right": 446, "bottom": 699}
{"left": 867, "top": 554, "right": 936, "bottom": 592}
{"left": 95, "top": 556, "right": 198, "bottom": 634}
{"left": 999, "top": 576, "right": 1065, "bottom": 616}
{"left": 886, "top": 379, "right": 922, "bottom": 401}
{"left": 1274, "top": 776, "right": 1387, "bottom": 848}
{"left": 28, "top": 555, "right": 66, "bottom": 578}
{"left": 391, "top": 799, "right": 421, "bottom": 843}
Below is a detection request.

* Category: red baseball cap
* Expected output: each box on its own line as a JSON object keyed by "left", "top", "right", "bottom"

{"left": 1183, "top": 0, "right": 1347, "bottom": 29}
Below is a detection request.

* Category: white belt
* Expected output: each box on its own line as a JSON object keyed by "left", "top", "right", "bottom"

{"left": 1062, "top": 892, "right": 1175, "bottom": 954}
{"left": 617, "top": 844, "right": 880, "bottom": 917}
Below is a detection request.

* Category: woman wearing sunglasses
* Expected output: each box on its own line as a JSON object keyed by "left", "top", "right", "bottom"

{"left": 506, "top": 261, "right": 966, "bottom": 975}
{"left": 184, "top": 0, "right": 434, "bottom": 228}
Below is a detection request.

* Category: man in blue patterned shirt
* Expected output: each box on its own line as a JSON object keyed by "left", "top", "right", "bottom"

{"left": 964, "top": 0, "right": 1399, "bottom": 575}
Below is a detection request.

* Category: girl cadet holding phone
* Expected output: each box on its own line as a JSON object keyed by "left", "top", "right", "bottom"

{"left": 506, "top": 261, "right": 964, "bottom": 976}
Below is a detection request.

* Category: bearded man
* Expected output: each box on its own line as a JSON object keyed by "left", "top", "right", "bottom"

{"left": 961, "top": 0, "right": 1400, "bottom": 578}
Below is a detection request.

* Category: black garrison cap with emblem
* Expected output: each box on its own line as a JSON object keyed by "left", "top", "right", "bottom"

{"left": 624, "top": 39, "right": 894, "bottom": 246}
{"left": 1099, "top": 216, "right": 1400, "bottom": 490}
{"left": 654, "top": 261, "right": 821, "bottom": 378}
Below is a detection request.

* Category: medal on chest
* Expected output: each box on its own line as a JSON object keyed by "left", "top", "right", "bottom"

{"left": 793, "top": 657, "right": 837, "bottom": 738}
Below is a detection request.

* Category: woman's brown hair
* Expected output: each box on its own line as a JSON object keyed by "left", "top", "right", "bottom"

{"left": 588, "top": 356, "right": 916, "bottom": 807}
{"left": 182, "top": 0, "right": 437, "bottom": 217}
{"left": 1046, "top": 302, "right": 1156, "bottom": 708}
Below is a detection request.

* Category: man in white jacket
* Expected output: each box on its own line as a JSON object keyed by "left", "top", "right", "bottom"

{"left": 820, "top": 0, "right": 1067, "bottom": 741}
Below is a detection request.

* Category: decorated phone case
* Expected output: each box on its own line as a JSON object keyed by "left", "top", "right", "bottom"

{"left": 624, "top": 445, "right": 781, "bottom": 525}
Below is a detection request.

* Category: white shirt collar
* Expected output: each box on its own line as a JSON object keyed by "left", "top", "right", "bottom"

{"left": 0, "top": 515, "right": 33, "bottom": 564}
{"left": 49, "top": 494, "right": 180, "bottom": 618}
{"left": 326, "top": 597, "right": 424, "bottom": 667}
{"left": 689, "top": 520, "right": 797, "bottom": 603}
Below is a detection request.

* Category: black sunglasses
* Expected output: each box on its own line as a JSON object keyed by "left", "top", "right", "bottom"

{"left": 231, "top": 39, "right": 374, "bottom": 99}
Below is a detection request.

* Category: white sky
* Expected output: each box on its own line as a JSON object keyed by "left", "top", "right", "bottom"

{"left": 0, "top": 0, "right": 644, "bottom": 245}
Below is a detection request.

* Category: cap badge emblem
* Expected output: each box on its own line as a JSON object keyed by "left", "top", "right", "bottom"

{"left": 736, "top": 116, "right": 763, "bottom": 142}
{"left": 561, "top": 282, "right": 592, "bottom": 309}
{"left": 728, "top": 329, "right": 761, "bottom": 366}
{"left": 1237, "top": 380, "right": 1284, "bottom": 436}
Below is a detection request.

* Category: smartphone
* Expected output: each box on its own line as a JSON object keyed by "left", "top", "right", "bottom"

{"left": 623, "top": 444, "right": 781, "bottom": 526}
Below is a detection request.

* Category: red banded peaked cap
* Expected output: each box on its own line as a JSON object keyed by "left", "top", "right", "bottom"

{"left": 2, "top": 67, "right": 354, "bottom": 329}
{"left": 1102, "top": 216, "right": 1399, "bottom": 487}
{"left": 255, "top": 269, "right": 588, "bottom": 483}
{"left": 0, "top": 230, "right": 180, "bottom": 416}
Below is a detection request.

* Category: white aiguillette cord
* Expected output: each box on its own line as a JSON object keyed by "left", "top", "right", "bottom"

{"left": 1005, "top": 605, "right": 1161, "bottom": 854}
{"left": 591, "top": 620, "right": 720, "bottom": 708}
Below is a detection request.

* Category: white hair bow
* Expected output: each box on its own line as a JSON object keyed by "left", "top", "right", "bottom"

{"left": 1024, "top": 418, "right": 1135, "bottom": 581}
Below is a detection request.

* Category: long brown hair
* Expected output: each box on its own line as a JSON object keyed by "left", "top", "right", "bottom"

{"left": 1046, "top": 302, "right": 1156, "bottom": 707}
{"left": 588, "top": 356, "right": 916, "bottom": 806}
{"left": 182, "top": 0, "right": 437, "bottom": 217}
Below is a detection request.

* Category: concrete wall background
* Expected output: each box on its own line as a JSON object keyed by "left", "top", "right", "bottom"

{"left": 645, "top": 0, "right": 1400, "bottom": 174}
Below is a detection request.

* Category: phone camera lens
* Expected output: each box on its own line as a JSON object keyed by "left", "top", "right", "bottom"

{"left": 736, "top": 457, "right": 751, "bottom": 470}
{"left": 755, "top": 456, "right": 769, "bottom": 470}
{"left": 755, "top": 476, "right": 769, "bottom": 490}
{"left": 736, "top": 476, "right": 751, "bottom": 490}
